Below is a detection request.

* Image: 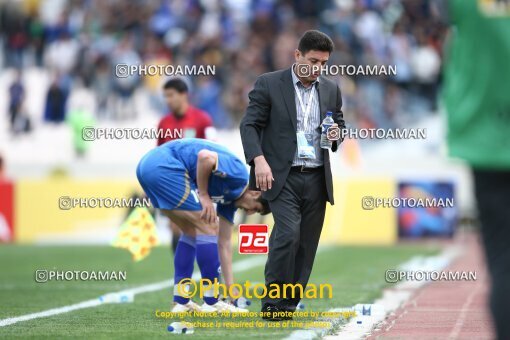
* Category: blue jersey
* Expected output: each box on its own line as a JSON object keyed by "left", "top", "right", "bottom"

{"left": 138, "top": 138, "right": 249, "bottom": 223}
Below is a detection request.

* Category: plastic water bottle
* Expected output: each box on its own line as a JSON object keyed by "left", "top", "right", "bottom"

{"left": 99, "top": 292, "right": 134, "bottom": 304}
{"left": 167, "top": 322, "right": 194, "bottom": 334}
{"left": 320, "top": 111, "right": 334, "bottom": 149}
{"left": 353, "top": 304, "right": 384, "bottom": 317}
{"left": 353, "top": 304, "right": 372, "bottom": 316}
{"left": 234, "top": 297, "right": 252, "bottom": 308}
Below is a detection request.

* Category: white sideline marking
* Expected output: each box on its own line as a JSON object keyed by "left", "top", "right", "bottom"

{"left": 286, "top": 245, "right": 462, "bottom": 340}
{"left": 285, "top": 306, "right": 355, "bottom": 340}
{"left": 448, "top": 279, "right": 482, "bottom": 339}
{"left": 0, "top": 256, "right": 266, "bottom": 327}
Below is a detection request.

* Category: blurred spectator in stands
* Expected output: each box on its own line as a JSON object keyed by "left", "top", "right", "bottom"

{"left": 1, "top": 4, "right": 28, "bottom": 68}
{"left": 44, "top": 31, "right": 79, "bottom": 75}
{"left": 44, "top": 74, "right": 69, "bottom": 123}
{"left": 8, "top": 69, "right": 25, "bottom": 133}
{"left": 388, "top": 22, "right": 413, "bottom": 89}
{"left": 193, "top": 75, "right": 232, "bottom": 128}
{"left": 66, "top": 107, "right": 95, "bottom": 158}
{"left": 28, "top": 12, "right": 46, "bottom": 67}
{"left": 91, "top": 56, "right": 113, "bottom": 120}
{"left": 111, "top": 35, "right": 141, "bottom": 120}
{"left": 0, "top": 0, "right": 447, "bottom": 131}
{"left": 141, "top": 35, "right": 172, "bottom": 115}
{"left": 409, "top": 28, "right": 441, "bottom": 111}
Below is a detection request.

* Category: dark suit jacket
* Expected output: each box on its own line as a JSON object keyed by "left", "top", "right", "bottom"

{"left": 240, "top": 67, "right": 344, "bottom": 203}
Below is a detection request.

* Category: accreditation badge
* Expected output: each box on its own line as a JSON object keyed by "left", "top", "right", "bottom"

{"left": 297, "top": 131, "right": 316, "bottom": 159}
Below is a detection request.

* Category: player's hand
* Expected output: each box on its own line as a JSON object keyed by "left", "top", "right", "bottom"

{"left": 199, "top": 194, "right": 217, "bottom": 224}
{"left": 229, "top": 285, "right": 241, "bottom": 299}
{"left": 222, "top": 286, "right": 241, "bottom": 305}
{"left": 335, "top": 116, "right": 346, "bottom": 144}
{"left": 254, "top": 155, "right": 274, "bottom": 191}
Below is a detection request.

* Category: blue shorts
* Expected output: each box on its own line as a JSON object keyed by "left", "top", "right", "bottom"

{"left": 136, "top": 148, "right": 201, "bottom": 212}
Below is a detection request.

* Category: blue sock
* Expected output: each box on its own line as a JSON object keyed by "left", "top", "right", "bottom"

{"left": 196, "top": 235, "right": 220, "bottom": 305}
{"left": 173, "top": 234, "right": 196, "bottom": 305}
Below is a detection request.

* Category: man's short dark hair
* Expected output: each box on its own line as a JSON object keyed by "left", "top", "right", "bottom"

{"left": 163, "top": 78, "right": 188, "bottom": 93}
{"left": 298, "top": 30, "right": 334, "bottom": 55}
{"left": 257, "top": 196, "right": 271, "bottom": 215}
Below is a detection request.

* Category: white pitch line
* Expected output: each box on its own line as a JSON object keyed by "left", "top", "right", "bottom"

{"left": 448, "top": 279, "right": 482, "bottom": 339}
{"left": 0, "top": 299, "right": 103, "bottom": 327}
{"left": 0, "top": 256, "right": 267, "bottom": 327}
{"left": 285, "top": 306, "right": 353, "bottom": 340}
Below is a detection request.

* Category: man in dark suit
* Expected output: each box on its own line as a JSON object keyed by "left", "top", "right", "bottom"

{"left": 240, "top": 30, "right": 345, "bottom": 321}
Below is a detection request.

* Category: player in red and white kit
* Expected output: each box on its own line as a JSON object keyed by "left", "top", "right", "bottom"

{"left": 157, "top": 78, "right": 216, "bottom": 253}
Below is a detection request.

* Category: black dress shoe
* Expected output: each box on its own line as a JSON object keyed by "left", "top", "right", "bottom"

{"left": 277, "top": 304, "right": 294, "bottom": 320}
{"left": 261, "top": 304, "right": 293, "bottom": 321}
{"left": 279, "top": 300, "right": 297, "bottom": 313}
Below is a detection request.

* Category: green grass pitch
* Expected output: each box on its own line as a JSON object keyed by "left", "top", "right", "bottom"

{"left": 0, "top": 244, "right": 438, "bottom": 339}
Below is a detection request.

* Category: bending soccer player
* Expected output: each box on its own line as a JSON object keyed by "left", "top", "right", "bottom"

{"left": 136, "top": 138, "right": 270, "bottom": 313}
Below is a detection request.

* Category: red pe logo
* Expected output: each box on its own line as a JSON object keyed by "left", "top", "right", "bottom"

{"left": 238, "top": 224, "right": 269, "bottom": 254}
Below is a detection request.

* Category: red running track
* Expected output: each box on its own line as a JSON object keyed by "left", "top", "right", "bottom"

{"left": 368, "top": 233, "right": 495, "bottom": 340}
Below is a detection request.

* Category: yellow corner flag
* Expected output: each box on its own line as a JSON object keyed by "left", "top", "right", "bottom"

{"left": 112, "top": 207, "right": 159, "bottom": 261}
